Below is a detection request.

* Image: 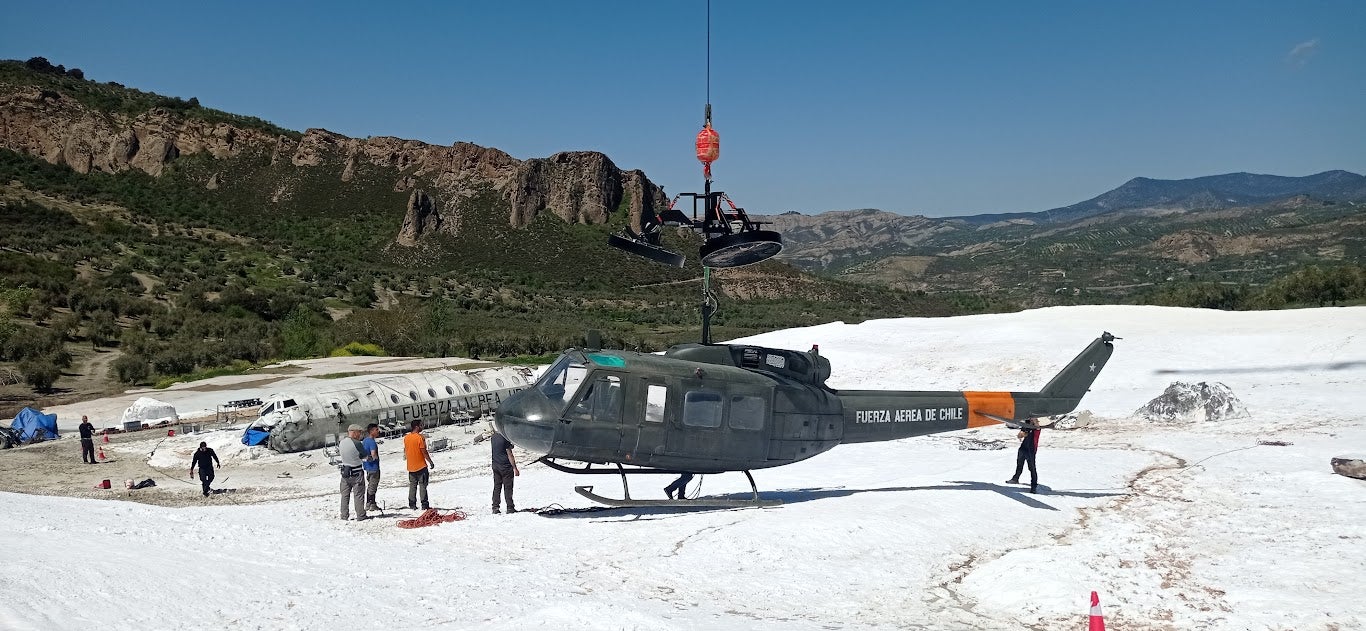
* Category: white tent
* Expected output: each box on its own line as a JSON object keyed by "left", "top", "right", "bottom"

{"left": 119, "top": 397, "right": 179, "bottom": 430}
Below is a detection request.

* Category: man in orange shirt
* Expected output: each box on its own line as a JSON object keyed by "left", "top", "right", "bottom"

{"left": 403, "top": 420, "right": 435, "bottom": 510}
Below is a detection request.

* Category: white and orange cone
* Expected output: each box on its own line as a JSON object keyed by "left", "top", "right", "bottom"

{"left": 97, "top": 446, "right": 107, "bottom": 461}
{"left": 1089, "top": 591, "right": 1106, "bottom": 631}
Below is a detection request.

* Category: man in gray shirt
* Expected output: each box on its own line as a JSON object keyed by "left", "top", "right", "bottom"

{"left": 339, "top": 424, "right": 368, "bottom": 521}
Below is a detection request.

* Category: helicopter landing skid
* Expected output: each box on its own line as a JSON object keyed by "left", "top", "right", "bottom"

{"left": 574, "top": 484, "right": 780, "bottom": 509}
{"left": 540, "top": 458, "right": 781, "bottom": 508}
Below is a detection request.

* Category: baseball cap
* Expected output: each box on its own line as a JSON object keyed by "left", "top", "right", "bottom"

{"left": 348, "top": 424, "right": 363, "bottom": 432}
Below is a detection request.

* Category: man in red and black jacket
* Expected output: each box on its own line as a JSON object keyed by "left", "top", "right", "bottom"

{"left": 1006, "top": 422, "right": 1042, "bottom": 494}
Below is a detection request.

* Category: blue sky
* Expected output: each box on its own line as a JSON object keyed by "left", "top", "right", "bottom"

{"left": 3, "top": 1, "right": 1363, "bottom": 216}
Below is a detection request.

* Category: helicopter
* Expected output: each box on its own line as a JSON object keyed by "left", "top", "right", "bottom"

{"left": 493, "top": 330, "right": 1115, "bottom": 508}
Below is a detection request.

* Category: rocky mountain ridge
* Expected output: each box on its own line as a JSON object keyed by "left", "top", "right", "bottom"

{"left": 958, "top": 170, "right": 1366, "bottom": 226}
{"left": 0, "top": 66, "right": 667, "bottom": 245}
{"left": 759, "top": 171, "right": 1366, "bottom": 281}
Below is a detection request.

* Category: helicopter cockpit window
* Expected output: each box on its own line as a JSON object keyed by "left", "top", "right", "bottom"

{"left": 259, "top": 402, "right": 276, "bottom": 417}
{"left": 729, "top": 395, "right": 765, "bottom": 430}
{"left": 281, "top": 399, "right": 297, "bottom": 408}
{"left": 682, "top": 390, "right": 723, "bottom": 428}
{"left": 537, "top": 355, "right": 589, "bottom": 405}
{"left": 569, "top": 375, "right": 622, "bottom": 422}
{"left": 645, "top": 384, "right": 667, "bottom": 423}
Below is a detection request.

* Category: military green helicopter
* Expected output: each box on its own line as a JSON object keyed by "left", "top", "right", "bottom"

{"left": 493, "top": 330, "right": 1115, "bottom": 508}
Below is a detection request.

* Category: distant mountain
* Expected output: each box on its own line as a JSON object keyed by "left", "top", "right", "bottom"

{"left": 758, "top": 170, "right": 1366, "bottom": 300}
{"left": 958, "top": 170, "right": 1366, "bottom": 225}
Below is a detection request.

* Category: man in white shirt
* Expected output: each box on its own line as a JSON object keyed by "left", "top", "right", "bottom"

{"left": 338, "top": 424, "right": 368, "bottom": 520}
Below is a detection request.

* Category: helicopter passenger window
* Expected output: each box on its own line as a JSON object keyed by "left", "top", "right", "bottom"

{"left": 260, "top": 403, "right": 275, "bottom": 416}
{"left": 645, "top": 385, "right": 667, "bottom": 423}
{"left": 282, "top": 399, "right": 296, "bottom": 408}
{"left": 729, "top": 395, "right": 765, "bottom": 430}
{"left": 682, "top": 390, "right": 723, "bottom": 428}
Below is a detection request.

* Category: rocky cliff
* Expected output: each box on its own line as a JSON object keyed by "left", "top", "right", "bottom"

{"left": 0, "top": 78, "right": 667, "bottom": 243}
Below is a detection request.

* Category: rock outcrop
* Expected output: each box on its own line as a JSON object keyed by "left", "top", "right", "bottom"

{"left": 397, "top": 190, "right": 447, "bottom": 246}
{"left": 1331, "top": 456, "right": 1366, "bottom": 480}
{"left": 0, "top": 81, "right": 667, "bottom": 245}
{"left": 0, "top": 87, "right": 281, "bottom": 176}
{"left": 1134, "top": 381, "right": 1248, "bottom": 423}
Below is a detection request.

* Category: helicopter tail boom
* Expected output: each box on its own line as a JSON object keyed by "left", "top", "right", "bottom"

{"left": 836, "top": 332, "right": 1116, "bottom": 444}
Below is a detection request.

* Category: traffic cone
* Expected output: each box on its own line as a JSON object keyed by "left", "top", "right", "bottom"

{"left": 97, "top": 446, "right": 107, "bottom": 461}
{"left": 167, "top": 429, "right": 175, "bottom": 437}
{"left": 102, "top": 433, "right": 109, "bottom": 443}
{"left": 1089, "top": 591, "right": 1106, "bottom": 631}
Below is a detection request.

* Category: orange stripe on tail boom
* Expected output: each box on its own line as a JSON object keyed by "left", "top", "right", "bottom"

{"left": 962, "top": 391, "right": 1015, "bottom": 428}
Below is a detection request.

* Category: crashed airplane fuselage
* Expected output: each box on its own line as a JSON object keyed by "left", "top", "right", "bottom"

{"left": 245, "top": 366, "right": 535, "bottom": 453}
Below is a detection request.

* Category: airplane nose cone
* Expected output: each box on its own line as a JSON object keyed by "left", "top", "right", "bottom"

{"left": 493, "top": 388, "right": 558, "bottom": 455}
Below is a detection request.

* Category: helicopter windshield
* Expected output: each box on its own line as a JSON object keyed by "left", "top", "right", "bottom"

{"left": 536, "top": 353, "right": 589, "bottom": 408}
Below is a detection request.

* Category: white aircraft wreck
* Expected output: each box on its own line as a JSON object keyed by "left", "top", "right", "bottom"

{"left": 243, "top": 365, "right": 536, "bottom": 453}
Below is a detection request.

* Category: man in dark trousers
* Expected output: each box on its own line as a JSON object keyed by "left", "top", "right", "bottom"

{"left": 664, "top": 473, "right": 693, "bottom": 500}
{"left": 362, "top": 423, "right": 381, "bottom": 512}
{"left": 1006, "top": 420, "right": 1041, "bottom": 494}
{"left": 490, "top": 430, "right": 519, "bottom": 514}
{"left": 189, "top": 441, "right": 221, "bottom": 497}
{"left": 78, "top": 415, "right": 97, "bottom": 464}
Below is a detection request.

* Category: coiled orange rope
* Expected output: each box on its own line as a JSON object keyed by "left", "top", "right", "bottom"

{"left": 397, "top": 508, "right": 468, "bottom": 528}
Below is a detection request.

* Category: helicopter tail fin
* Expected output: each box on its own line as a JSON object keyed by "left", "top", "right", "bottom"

{"left": 1010, "top": 332, "right": 1116, "bottom": 418}
{"left": 1040, "top": 332, "right": 1116, "bottom": 400}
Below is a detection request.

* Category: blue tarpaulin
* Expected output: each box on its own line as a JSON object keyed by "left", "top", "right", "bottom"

{"left": 241, "top": 428, "right": 270, "bottom": 446}
{"left": 10, "top": 407, "right": 59, "bottom": 442}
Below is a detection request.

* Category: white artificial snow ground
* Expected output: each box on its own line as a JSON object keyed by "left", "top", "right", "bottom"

{"left": 2, "top": 305, "right": 1363, "bottom": 630}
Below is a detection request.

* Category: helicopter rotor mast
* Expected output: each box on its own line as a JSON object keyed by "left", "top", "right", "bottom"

{"left": 606, "top": 0, "right": 783, "bottom": 345}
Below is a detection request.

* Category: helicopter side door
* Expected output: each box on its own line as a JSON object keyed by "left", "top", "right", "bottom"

{"left": 562, "top": 373, "right": 625, "bottom": 462}
{"left": 620, "top": 377, "right": 670, "bottom": 461}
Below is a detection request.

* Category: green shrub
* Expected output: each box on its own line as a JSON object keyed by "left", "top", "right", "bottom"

{"left": 18, "top": 356, "right": 60, "bottom": 391}
{"left": 329, "top": 342, "right": 386, "bottom": 357}
{"left": 111, "top": 353, "right": 151, "bottom": 384}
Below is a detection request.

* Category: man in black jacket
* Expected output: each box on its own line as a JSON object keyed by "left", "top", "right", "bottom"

{"left": 78, "top": 415, "right": 97, "bottom": 464}
{"left": 190, "top": 442, "right": 221, "bottom": 497}
{"left": 490, "top": 431, "right": 519, "bottom": 514}
{"left": 1006, "top": 421, "right": 1041, "bottom": 494}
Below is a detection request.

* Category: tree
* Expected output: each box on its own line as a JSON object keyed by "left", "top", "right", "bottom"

{"left": 111, "top": 353, "right": 150, "bottom": 384}
{"left": 87, "top": 310, "right": 119, "bottom": 347}
{"left": 151, "top": 346, "right": 196, "bottom": 376}
{"left": 19, "top": 356, "right": 60, "bottom": 392}
{"left": 280, "top": 305, "right": 324, "bottom": 359}
{"left": 24, "top": 57, "right": 55, "bottom": 73}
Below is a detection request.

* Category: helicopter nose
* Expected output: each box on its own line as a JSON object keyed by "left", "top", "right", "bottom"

{"left": 493, "top": 388, "right": 558, "bottom": 455}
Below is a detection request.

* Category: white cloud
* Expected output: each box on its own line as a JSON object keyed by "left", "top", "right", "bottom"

{"left": 1287, "top": 38, "right": 1320, "bottom": 66}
